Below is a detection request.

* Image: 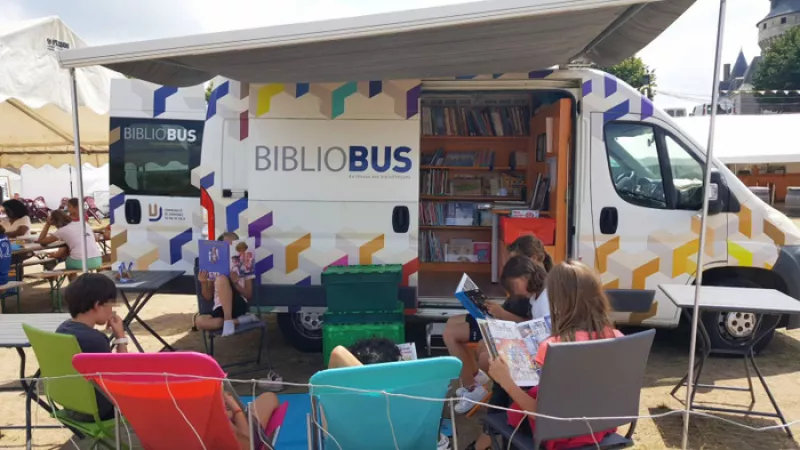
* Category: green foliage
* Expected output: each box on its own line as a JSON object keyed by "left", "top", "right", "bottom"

{"left": 205, "top": 81, "right": 214, "bottom": 102}
{"left": 603, "top": 57, "right": 657, "bottom": 99}
{"left": 753, "top": 27, "right": 800, "bottom": 112}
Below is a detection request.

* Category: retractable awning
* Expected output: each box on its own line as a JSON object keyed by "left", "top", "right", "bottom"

{"left": 58, "top": 0, "right": 695, "bottom": 86}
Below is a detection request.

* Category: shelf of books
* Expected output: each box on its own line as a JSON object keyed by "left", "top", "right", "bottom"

{"left": 419, "top": 97, "right": 533, "bottom": 274}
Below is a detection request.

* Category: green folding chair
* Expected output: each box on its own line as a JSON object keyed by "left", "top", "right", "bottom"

{"left": 22, "top": 324, "right": 121, "bottom": 449}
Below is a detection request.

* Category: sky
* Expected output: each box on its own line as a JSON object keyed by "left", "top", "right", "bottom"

{"left": 0, "top": 0, "right": 771, "bottom": 110}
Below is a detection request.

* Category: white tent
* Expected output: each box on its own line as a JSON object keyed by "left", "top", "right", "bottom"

{"left": 674, "top": 114, "right": 800, "bottom": 165}
{"left": 0, "top": 16, "right": 122, "bottom": 168}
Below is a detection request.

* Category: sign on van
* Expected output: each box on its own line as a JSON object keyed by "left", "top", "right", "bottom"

{"left": 247, "top": 119, "right": 419, "bottom": 203}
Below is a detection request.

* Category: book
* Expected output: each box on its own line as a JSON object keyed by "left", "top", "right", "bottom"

{"left": 473, "top": 242, "right": 491, "bottom": 263}
{"left": 446, "top": 238, "right": 476, "bottom": 263}
{"left": 199, "top": 238, "right": 257, "bottom": 281}
{"left": 397, "top": 342, "right": 418, "bottom": 361}
{"left": 477, "top": 316, "right": 552, "bottom": 387}
{"left": 454, "top": 273, "right": 489, "bottom": 319}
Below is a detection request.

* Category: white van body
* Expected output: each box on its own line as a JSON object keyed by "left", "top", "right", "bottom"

{"left": 108, "top": 69, "right": 800, "bottom": 351}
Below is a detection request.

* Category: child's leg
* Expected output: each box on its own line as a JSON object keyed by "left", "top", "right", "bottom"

{"left": 443, "top": 314, "right": 479, "bottom": 387}
{"left": 215, "top": 275, "right": 235, "bottom": 321}
{"left": 477, "top": 343, "right": 491, "bottom": 374}
{"left": 251, "top": 392, "right": 279, "bottom": 429}
{"left": 195, "top": 314, "right": 224, "bottom": 331}
{"left": 52, "top": 247, "right": 69, "bottom": 260}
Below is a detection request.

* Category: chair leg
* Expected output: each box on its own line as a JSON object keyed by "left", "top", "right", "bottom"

{"left": 209, "top": 334, "right": 215, "bottom": 357}
{"left": 202, "top": 331, "right": 210, "bottom": 354}
{"left": 256, "top": 327, "right": 265, "bottom": 367}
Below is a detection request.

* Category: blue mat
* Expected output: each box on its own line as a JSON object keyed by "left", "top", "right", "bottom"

{"left": 241, "top": 393, "right": 311, "bottom": 450}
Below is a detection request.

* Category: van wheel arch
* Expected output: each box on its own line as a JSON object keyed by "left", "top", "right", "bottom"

{"left": 692, "top": 266, "right": 788, "bottom": 353}
{"left": 277, "top": 312, "right": 323, "bottom": 353}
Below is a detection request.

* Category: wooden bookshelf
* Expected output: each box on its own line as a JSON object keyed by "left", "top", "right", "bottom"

{"left": 419, "top": 262, "right": 491, "bottom": 273}
{"left": 420, "top": 195, "right": 521, "bottom": 201}
{"left": 422, "top": 136, "right": 529, "bottom": 142}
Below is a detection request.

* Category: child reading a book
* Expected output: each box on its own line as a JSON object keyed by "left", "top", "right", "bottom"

{"left": 195, "top": 232, "right": 258, "bottom": 337}
{"left": 481, "top": 260, "right": 623, "bottom": 450}
{"left": 450, "top": 256, "right": 546, "bottom": 415}
{"left": 507, "top": 235, "right": 553, "bottom": 320}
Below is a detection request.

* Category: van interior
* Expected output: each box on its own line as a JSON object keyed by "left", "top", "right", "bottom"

{"left": 416, "top": 89, "right": 574, "bottom": 302}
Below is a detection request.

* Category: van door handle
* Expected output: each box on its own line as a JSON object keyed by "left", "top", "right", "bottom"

{"left": 599, "top": 207, "right": 618, "bottom": 234}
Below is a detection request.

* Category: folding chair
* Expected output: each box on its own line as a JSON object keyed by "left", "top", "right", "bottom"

{"left": 193, "top": 258, "right": 269, "bottom": 371}
{"left": 308, "top": 357, "right": 461, "bottom": 449}
{"left": 84, "top": 196, "right": 105, "bottom": 222}
{"left": 22, "top": 324, "right": 120, "bottom": 449}
{"left": 73, "top": 352, "right": 287, "bottom": 450}
{"left": 483, "top": 329, "right": 655, "bottom": 450}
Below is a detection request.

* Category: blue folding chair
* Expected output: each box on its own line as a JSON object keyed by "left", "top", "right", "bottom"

{"left": 309, "top": 357, "right": 461, "bottom": 449}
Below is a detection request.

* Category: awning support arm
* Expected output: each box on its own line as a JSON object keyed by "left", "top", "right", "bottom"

{"left": 68, "top": 68, "right": 89, "bottom": 274}
{"left": 571, "top": 3, "right": 649, "bottom": 63}
{"left": 682, "top": 1, "right": 727, "bottom": 449}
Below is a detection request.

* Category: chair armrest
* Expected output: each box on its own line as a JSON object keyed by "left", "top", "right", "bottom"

{"left": 626, "top": 419, "right": 638, "bottom": 439}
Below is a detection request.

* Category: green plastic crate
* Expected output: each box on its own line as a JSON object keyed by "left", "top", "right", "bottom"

{"left": 322, "top": 264, "right": 402, "bottom": 312}
{"left": 322, "top": 302, "right": 404, "bottom": 325}
{"left": 322, "top": 321, "right": 405, "bottom": 367}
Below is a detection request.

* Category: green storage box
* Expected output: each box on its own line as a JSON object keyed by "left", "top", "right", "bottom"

{"left": 322, "top": 264, "right": 402, "bottom": 312}
{"left": 322, "top": 321, "right": 405, "bottom": 367}
{"left": 323, "top": 302, "right": 404, "bottom": 325}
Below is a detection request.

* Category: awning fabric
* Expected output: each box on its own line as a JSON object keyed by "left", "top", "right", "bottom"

{"left": 674, "top": 114, "right": 800, "bottom": 165}
{"left": 58, "top": 0, "right": 695, "bottom": 87}
{"left": 0, "top": 17, "right": 120, "bottom": 168}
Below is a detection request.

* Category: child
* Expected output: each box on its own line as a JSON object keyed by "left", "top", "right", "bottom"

{"left": 55, "top": 273, "right": 129, "bottom": 422}
{"left": 0, "top": 225, "right": 11, "bottom": 286}
{"left": 486, "top": 260, "right": 623, "bottom": 449}
{"left": 449, "top": 256, "right": 545, "bottom": 415}
{"left": 38, "top": 210, "right": 103, "bottom": 272}
{"left": 67, "top": 197, "right": 81, "bottom": 222}
{"left": 195, "top": 232, "right": 258, "bottom": 337}
{"left": 507, "top": 235, "right": 553, "bottom": 320}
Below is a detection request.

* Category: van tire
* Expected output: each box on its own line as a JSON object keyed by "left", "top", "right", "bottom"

{"left": 700, "top": 278, "right": 777, "bottom": 354}
{"left": 277, "top": 312, "right": 323, "bottom": 353}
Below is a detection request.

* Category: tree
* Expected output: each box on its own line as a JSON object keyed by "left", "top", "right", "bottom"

{"left": 602, "top": 57, "right": 657, "bottom": 100}
{"left": 753, "top": 26, "right": 800, "bottom": 113}
{"left": 205, "top": 81, "right": 214, "bottom": 102}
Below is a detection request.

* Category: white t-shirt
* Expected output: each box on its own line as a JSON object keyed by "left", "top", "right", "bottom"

{"left": 4, "top": 216, "right": 32, "bottom": 238}
{"left": 530, "top": 289, "right": 551, "bottom": 320}
{"left": 52, "top": 222, "right": 101, "bottom": 260}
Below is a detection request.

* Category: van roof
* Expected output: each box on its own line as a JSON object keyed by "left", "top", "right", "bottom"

{"left": 58, "top": 0, "right": 695, "bottom": 87}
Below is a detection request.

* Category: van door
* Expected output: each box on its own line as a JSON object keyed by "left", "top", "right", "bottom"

{"left": 109, "top": 117, "right": 204, "bottom": 272}
{"left": 589, "top": 114, "right": 722, "bottom": 327}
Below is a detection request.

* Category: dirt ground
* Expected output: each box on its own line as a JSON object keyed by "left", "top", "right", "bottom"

{"left": 0, "top": 278, "right": 799, "bottom": 450}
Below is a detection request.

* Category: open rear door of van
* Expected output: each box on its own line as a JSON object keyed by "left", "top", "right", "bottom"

{"left": 60, "top": 0, "right": 695, "bottom": 85}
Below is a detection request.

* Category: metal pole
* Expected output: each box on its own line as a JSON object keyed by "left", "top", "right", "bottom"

{"left": 682, "top": 1, "right": 727, "bottom": 448}
{"left": 68, "top": 68, "right": 89, "bottom": 273}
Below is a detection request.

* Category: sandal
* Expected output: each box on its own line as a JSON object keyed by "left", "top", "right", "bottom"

{"left": 258, "top": 370, "right": 285, "bottom": 392}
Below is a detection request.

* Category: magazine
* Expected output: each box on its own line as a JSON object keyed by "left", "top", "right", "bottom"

{"left": 454, "top": 273, "right": 490, "bottom": 319}
{"left": 477, "top": 316, "right": 552, "bottom": 387}
{"left": 397, "top": 342, "right": 418, "bottom": 361}
{"left": 199, "top": 238, "right": 256, "bottom": 281}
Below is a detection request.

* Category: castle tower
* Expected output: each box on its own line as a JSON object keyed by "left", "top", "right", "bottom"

{"left": 758, "top": 0, "right": 800, "bottom": 50}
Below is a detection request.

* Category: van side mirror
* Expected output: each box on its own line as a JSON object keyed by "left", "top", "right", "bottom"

{"left": 707, "top": 169, "right": 738, "bottom": 215}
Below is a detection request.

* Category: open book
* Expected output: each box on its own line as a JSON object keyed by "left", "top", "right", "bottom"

{"left": 199, "top": 238, "right": 256, "bottom": 281}
{"left": 477, "top": 316, "right": 552, "bottom": 387}
{"left": 454, "top": 273, "right": 490, "bottom": 319}
{"left": 397, "top": 342, "right": 418, "bottom": 361}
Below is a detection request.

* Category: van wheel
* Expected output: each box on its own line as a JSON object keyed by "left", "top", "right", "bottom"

{"left": 700, "top": 278, "right": 777, "bottom": 354}
{"left": 277, "top": 312, "right": 323, "bottom": 353}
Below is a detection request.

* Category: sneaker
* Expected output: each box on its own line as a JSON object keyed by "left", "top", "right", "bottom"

{"left": 455, "top": 370, "right": 490, "bottom": 397}
{"left": 237, "top": 313, "right": 259, "bottom": 325}
{"left": 454, "top": 384, "right": 488, "bottom": 414}
{"left": 258, "top": 370, "right": 285, "bottom": 392}
{"left": 437, "top": 433, "right": 451, "bottom": 450}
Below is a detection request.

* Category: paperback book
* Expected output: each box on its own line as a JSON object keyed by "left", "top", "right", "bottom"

{"left": 477, "top": 316, "right": 552, "bottom": 387}
{"left": 198, "top": 238, "right": 256, "bottom": 281}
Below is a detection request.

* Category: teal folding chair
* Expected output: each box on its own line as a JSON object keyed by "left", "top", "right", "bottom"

{"left": 309, "top": 357, "right": 461, "bottom": 449}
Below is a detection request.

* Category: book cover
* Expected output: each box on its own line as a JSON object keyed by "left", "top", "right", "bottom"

{"left": 454, "top": 273, "right": 489, "bottom": 319}
{"left": 478, "top": 316, "right": 552, "bottom": 387}
{"left": 199, "top": 240, "right": 230, "bottom": 278}
{"left": 230, "top": 239, "right": 256, "bottom": 280}
{"left": 474, "top": 242, "right": 491, "bottom": 263}
{"left": 397, "top": 342, "right": 418, "bottom": 361}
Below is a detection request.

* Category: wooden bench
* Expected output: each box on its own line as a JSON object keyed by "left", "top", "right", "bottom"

{"left": 21, "top": 257, "right": 58, "bottom": 268}
{"left": 0, "top": 280, "right": 26, "bottom": 313}
{"left": 26, "top": 270, "right": 81, "bottom": 312}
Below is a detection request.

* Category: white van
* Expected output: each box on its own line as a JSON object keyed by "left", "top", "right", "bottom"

{"left": 60, "top": 0, "right": 800, "bottom": 353}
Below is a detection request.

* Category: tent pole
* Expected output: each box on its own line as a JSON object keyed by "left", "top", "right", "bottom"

{"left": 68, "top": 68, "right": 89, "bottom": 274}
{"left": 682, "top": 0, "right": 727, "bottom": 448}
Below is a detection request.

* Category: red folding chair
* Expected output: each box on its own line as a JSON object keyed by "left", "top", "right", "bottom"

{"left": 84, "top": 196, "right": 105, "bottom": 223}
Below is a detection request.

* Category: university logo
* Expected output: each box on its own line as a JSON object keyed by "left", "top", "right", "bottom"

{"left": 148, "top": 204, "right": 163, "bottom": 222}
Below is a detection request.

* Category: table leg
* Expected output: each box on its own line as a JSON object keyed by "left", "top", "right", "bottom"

{"left": 121, "top": 290, "right": 175, "bottom": 352}
{"left": 119, "top": 291, "right": 146, "bottom": 353}
{"left": 748, "top": 315, "right": 792, "bottom": 438}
